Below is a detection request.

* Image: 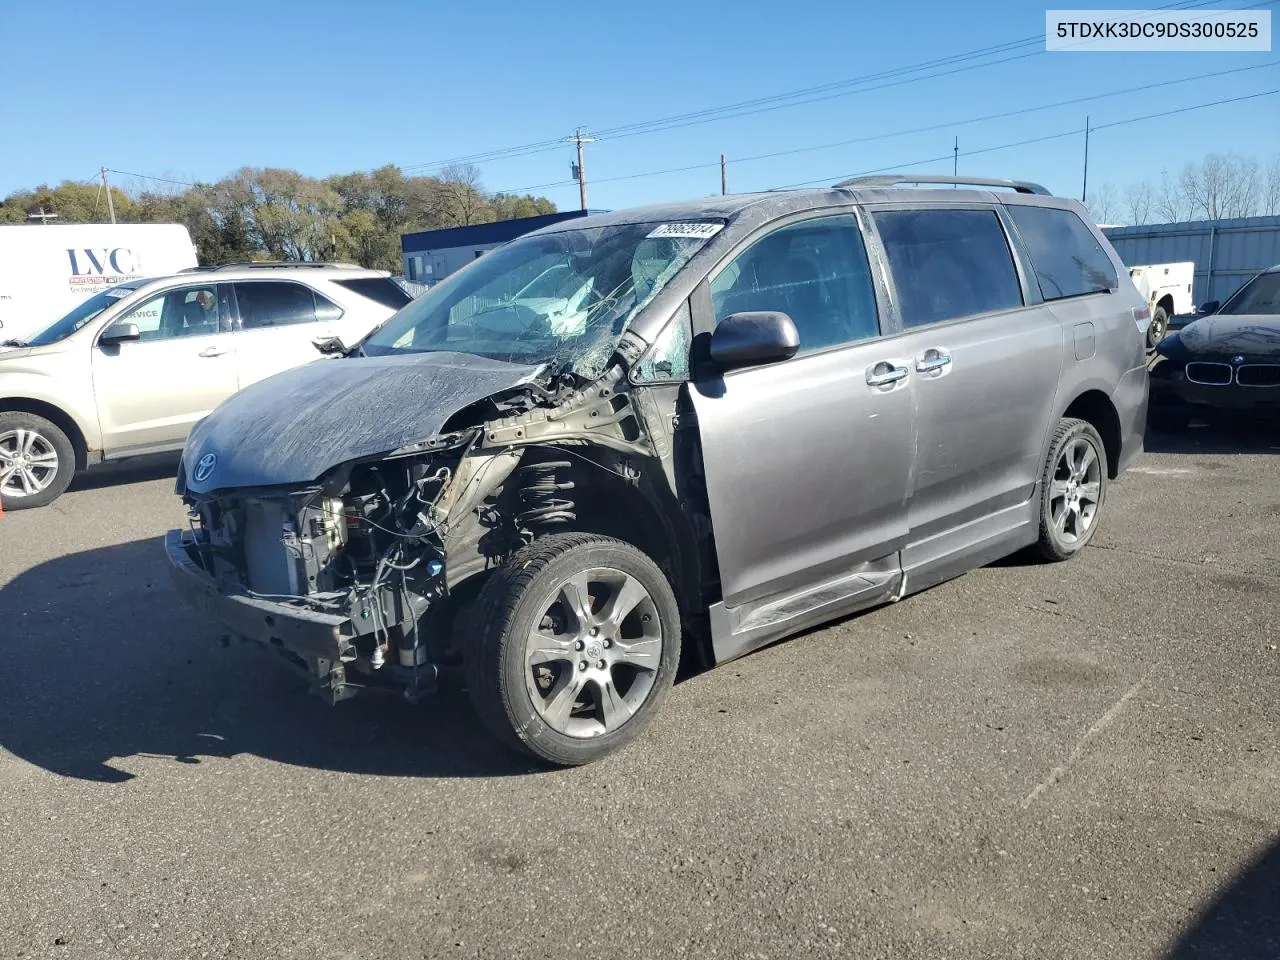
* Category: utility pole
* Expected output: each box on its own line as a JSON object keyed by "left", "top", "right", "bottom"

{"left": 953, "top": 136, "right": 959, "bottom": 184}
{"left": 26, "top": 207, "right": 59, "bottom": 225}
{"left": 720, "top": 154, "right": 727, "bottom": 195}
{"left": 568, "top": 129, "right": 595, "bottom": 211}
{"left": 101, "top": 167, "right": 117, "bottom": 224}
{"left": 1081, "top": 116, "right": 1090, "bottom": 202}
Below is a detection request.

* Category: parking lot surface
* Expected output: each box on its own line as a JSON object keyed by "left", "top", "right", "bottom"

{"left": 2, "top": 430, "right": 1278, "bottom": 960}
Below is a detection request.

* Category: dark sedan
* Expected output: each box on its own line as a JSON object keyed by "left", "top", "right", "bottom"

{"left": 1149, "top": 264, "right": 1280, "bottom": 431}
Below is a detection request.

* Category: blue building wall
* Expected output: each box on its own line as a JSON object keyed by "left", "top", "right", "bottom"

{"left": 401, "top": 210, "right": 600, "bottom": 283}
{"left": 1103, "top": 215, "right": 1280, "bottom": 306}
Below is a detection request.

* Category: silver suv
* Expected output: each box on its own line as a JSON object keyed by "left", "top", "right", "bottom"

{"left": 0, "top": 262, "right": 411, "bottom": 508}
{"left": 166, "top": 176, "right": 1149, "bottom": 765}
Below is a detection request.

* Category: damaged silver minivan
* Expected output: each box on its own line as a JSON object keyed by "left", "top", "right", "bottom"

{"left": 167, "top": 175, "right": 1149, "bottom": 765}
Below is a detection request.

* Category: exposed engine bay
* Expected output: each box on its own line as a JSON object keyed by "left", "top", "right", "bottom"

{"left": 175, "top": 358, "right": 711, "bottom": 704}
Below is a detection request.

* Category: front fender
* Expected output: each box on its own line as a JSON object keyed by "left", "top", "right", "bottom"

{"left": 0, "top": 368, "right": 102, "bottom": 453}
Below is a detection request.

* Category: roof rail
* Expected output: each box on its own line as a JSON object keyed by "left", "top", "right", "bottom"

{"left": 834, "top": 174, "right": 1051, "bottom": 196}
{"left": 180, "top": 260, "right": 365, "bottom": 272}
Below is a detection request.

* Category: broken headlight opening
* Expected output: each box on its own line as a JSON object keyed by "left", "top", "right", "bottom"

{"left": 182, "top": 436, "right": 477, "bottom": 701}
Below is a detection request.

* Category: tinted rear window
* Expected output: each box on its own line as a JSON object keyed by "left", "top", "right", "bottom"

{"left": 1007, "top": 204, "right": 1117, "bottom": 301}
{"left": 873, "top": 209, "right": 1023, "bottom": 328}
{"left": 333, "top": 277, "right": 413, "bottom": 310}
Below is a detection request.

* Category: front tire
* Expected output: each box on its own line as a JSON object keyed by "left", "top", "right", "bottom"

{"left": 0, "top": 411, "right": 76, "bottom": 510}
{"left": 465, "top": 533, "right": 681, "bottom": 766}
{"left": 1034, "top": 418, "right": 1108, "bottom": 562}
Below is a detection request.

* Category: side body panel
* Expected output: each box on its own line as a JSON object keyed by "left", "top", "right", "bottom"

{"left": 230, "top": 280, "right": 347, "bottom": 389}
{"left": 689, "top": 340, "right": 914, "bottom": 611}
{"left": 896, "top": 307, "right": 1063, "bottom": 542}
{"left": 1007, "top": 195, "right": 1150, "bottom": 479}
{"left": 92, "top": 284, "right": 239, "bottom": 455}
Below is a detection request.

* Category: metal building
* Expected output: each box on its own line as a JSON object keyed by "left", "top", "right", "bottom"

{"left": 1102, "top": 215, "right": 1280, "bottom": 307}
{"left": 401, "top": 211, "right": 601, "bottom": 285}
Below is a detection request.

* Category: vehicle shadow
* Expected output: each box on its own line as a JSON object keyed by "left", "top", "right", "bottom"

{"left": 1144, "top": 419, "right": 1280, "bottom": 456}
{"left": 68, "top": 452, "right": 182, "bottom": 492}
{"left": 1166, "top": 834, "right": 1280, "bottom": 959}
{"left": 0, "top": 536, "right": 544, "bottom": 782}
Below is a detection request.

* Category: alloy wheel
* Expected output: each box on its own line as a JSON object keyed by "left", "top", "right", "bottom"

{"left": 524, "top": 567, "right": 663, "bottom": 739}
{"left": 1048, "top": 437, "right": 1101, "bottom": 543}
{"left": 0, "top": 428, "right": 60, "bottom": 499}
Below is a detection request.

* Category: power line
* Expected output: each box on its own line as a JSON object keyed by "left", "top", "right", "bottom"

{"left": 399, "top": 37, "right": 1037, "bottom": 171}
{"left": 401, "top": 0, "right": 1223, "bottom": 172}
{"left": 776, "top": 88, "right": 1280, "bottom": 190}
{"left": 493, "top": 60, "right": 1277, "bottom": 194}
{"left": 107, "top": 169, "right": 197, "bottom": 187}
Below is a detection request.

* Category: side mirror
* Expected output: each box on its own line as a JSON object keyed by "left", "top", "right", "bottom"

{"left": 709, "top": 311, "right": 800, "bottom": 373}
{"left": 1197, "top": 300, "right": 1219, "bottom": 314}
{"left": 99, "top": 321, "right": 141, "bottom": 346}
{"left": 312, "top": 335, "right": 348, "bottom": 356}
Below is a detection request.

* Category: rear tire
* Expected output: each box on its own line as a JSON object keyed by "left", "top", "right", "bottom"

{"left": 465, "top": 533, "right": 681, "bottom": 766}
{"left": 1034, "top": 418, "right": 1108, "bottom": 563}
{"left": 1147, "top": 305, "right": 1169, "bottom": 350}
{"left": 0, "top": 411, "right": 76, "bottom": 510}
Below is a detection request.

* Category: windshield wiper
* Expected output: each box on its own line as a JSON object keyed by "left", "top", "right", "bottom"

{"left": 0, "top": 338, "right": 28, "bottom": 348}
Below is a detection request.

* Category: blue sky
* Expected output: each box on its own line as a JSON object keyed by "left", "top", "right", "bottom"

{"left": 1, "top": 0, "right": 1276, "bottom": 212}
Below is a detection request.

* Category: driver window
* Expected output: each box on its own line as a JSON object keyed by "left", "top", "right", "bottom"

{"left": 116, "top": 286, "right": 220, "bottom": 342}
{"left": 709, "top": 215, "right": 880, "bottom": 354}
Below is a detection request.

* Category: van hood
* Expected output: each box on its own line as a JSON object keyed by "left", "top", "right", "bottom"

{"left": 1163, "top": 314, "right": 1280, "bottom": 360}
{"left": 181, "top": 351, "right": 543, "bottom": 494}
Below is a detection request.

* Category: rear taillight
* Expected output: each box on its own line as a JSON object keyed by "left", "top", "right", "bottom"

{"left": 1133, "top": 305, "right": 1151, "bottom": 334}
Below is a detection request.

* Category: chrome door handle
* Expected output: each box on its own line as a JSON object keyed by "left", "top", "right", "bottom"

{"left": 198, "top": 346, "right": 228, "bottom": 358}
{"left": 915, "top": 349, "right": 952, "bottom": 374}
{"left": 866, "top": 362, "right": 909, "bottom": 387}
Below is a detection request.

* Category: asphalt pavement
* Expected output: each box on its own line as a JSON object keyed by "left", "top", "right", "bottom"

{"left": 1, "top": 428, "right": 1278, "bottom": 960}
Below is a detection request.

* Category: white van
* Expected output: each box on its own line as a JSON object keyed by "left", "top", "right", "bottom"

{"left": 0, "top": 223, "right": 198, "bottom": 342}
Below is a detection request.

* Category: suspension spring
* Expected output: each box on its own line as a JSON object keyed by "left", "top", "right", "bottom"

{"left": 516, "top": 461, "right": 576, "bottom": 529}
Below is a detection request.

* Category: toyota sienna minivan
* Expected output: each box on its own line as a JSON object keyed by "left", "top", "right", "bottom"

{"left": 166, "top": 176, "right": 1149, "bottom": 765}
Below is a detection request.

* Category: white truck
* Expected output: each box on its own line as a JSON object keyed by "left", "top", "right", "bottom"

{"left": 1127, "top": 261, "right": 1195, "bottom": 349}
{"left": 0, "top": 223, "right": 198, "bottom": 343}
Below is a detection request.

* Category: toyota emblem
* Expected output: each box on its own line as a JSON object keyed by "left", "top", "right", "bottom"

{"left": 193, "top": 452, "right": 217, "bottom": 483}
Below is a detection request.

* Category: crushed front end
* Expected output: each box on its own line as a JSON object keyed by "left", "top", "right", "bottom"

{"left": 167, "top": 430, "right": 502, "bottom": 704}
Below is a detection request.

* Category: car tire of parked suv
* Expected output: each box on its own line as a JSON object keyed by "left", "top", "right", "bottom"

{"left": 465, "top": 532, "right": 681, "bottom": 766}
{"left": 0, "top": 411, "right": 76, "bottom": 510}
{"left": 1147, "top": 305, "right": 1168, "bottom": 351}
{"left": 1034, "top": 417, "right": 1108, "bottom": 563}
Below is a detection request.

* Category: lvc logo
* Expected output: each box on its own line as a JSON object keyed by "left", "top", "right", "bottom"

{"left": 67, "top": 248, "right": 140, "bottom": 276}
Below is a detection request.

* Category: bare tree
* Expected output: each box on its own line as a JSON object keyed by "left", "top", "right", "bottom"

{"left": 1154, "top": 168, "right": 1191, "bottom": 223}
{"left": 1179, "top": 153, "right": 1260, "bottom": 220}
{"left": 437, "top": 162, "right": 491, "bottom": 226}
{"left": 1086, "top": 182, "right": 1121, "bottom": 224}
{"left": 1262, "top": 154, "right": 1280, "bottom": 216}
{"left": 1124, "top": 180, "right": 1153, "bottom": 226}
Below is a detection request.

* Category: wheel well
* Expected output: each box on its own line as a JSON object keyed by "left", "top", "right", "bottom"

{"left": 1063, "top": 391, "right": 1121, "bottom": 479}
{"left": 0, "top": 398, "right": 89, "bottom": 471}
{"left": 1156, "top": 294, "right": 1175, "bottom": 315}
{"left": 534, "top": 454, "right": 711, "bottom": 668}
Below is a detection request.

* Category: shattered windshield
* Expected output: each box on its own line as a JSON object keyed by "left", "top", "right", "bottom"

{"left": 360, "top": 220, "right": 721, "bottom": 376}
